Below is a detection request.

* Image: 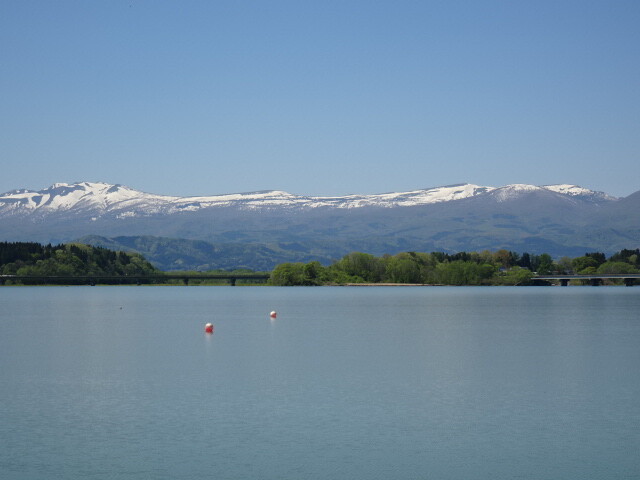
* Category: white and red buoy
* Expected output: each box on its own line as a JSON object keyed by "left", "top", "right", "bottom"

{"left": 270, "top": 311, "right": 277, "bottom": 319}
{"left": 204, "top": 323, "right": 214, "bottom": 334}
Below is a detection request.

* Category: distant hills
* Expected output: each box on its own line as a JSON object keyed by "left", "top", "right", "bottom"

{"left": 1, "top": 181, "right": 637, "bottom": 270}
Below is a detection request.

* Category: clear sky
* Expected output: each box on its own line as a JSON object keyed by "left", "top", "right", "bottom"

{"left": 1, "top": 0, "right": 639, "bottom": 197}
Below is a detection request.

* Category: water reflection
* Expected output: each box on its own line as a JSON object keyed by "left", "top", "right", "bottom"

{"left": 1, "top": 286, "right": 639, "bottom": 479}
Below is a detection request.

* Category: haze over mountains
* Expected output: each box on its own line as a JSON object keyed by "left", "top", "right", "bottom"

{"left": 0, "top": 182, "right": 637, "bottom": 270}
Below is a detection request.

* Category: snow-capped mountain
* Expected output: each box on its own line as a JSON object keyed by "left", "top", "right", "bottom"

{"left": 488, "top": 183, "right": 615, "bottom": 203}
{"left": 0, "top": 181, "right": 494, "bottom": 215}
{"left": 0, "top": 181, "right": 636, "bottom": 269}
{"left": 0, "top": 181, "right": 615, "bottom": 217}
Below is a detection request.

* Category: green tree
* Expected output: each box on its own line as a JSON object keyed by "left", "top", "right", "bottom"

{"left": 303, "top": 261, "right": 326, "bottom": 284}
{"left": 609, "top": 249, "right": 640, "bottom": 266}
{"left": 537, "top": 253, "right": 554, "bottom": 274}
{"left": 270, "top": 263, "right": 307, "bottom": 286}
{"left": 572, "top": 256, "right": 598, "bottom": 274}
{"left": 518, "top": 252, "right": 532, "bottom": 270}
{"left": 493, "top": 249, "right": 517, "bottom": 268}
{"left": 556, "top": 256, "right": 573, "bottom": 274}
{"left": 434, "top": 261, "right": 495, "bottom": 285}
{"left": 269, "top": 262, "right": 325, "bottom": 286}
{"left": 596, "top": 262, "right": 638, "bottom": 275}
{"left": 384, "top": 254, "right": 421, "bottom": 283}
{"left": 585, "top": 252, "right": 606, "bottom": 266}
{"left": 333, "top": 252, "right": 385, "bottom": 283}
{"left": 498, "top": 266, "right": 534, "bottom": 285}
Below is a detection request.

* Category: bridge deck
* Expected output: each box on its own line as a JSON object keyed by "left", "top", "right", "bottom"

{"left": 534, "top": 274, "right": 640, "bottom": 280}
{"left": 533, "top": 273, "right": 639, "bottom": 286}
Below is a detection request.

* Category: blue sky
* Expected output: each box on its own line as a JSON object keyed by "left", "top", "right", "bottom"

{"left": 1, "top": 0, "right": 639, "bottom": 197}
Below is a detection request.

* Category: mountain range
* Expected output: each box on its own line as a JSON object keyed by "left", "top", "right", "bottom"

{"left": 0, "top": 181, "right": 637, "bottom": 270}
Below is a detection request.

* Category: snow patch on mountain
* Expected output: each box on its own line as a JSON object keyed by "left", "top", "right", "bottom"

{"left": 491, "top": 184, "right": 544, "bottom": 202}
{"left": 543, "top": 184, "right": 616, "bottom": 201}
{"left": 306, "top": 184, "right": 496, "bottom": 208}
{"left": 0, "top": 181, "right": 618, "bottom": 218}
{"left": 487, "top": 184, "right": 616, "bottom": 203}
{"left": 0, "top": 182, "right": 497, "bottom": 215}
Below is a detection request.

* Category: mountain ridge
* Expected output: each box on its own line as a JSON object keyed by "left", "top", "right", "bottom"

{"left": 0, "top": 181, "right": 617, "bottom": 215}
{"left": 0, "top": 181, "right": 636, "bottom": 270}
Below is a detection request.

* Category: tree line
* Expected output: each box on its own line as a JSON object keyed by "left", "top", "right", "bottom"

{"left": 269, "top": 249, "right": 640, "bottom": 286}
{"left": 0, "top": 242, "right": 269, "bottom": 285}
{"left": 2, "top": 242, "right": 638, "bottom": 286}
{"left": 0, "top": 241, "right": 158, "bottom": 280}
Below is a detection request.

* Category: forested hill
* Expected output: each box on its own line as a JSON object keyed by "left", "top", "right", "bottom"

{"left": 0, "top": 242, "right": 159, "bottom": 276}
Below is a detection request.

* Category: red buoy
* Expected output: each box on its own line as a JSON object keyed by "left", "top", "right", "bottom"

{"left": 270, "top": 311, "right": 277, "bottom": 319}
{"left": 204, "top": 323, "right": 214, "bottom": 333}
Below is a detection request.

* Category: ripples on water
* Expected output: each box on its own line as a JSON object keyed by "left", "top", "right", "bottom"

{"left": 1, "top": 286, "right": 639, "bottom": 479}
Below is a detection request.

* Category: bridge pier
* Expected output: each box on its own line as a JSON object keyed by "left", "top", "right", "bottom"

{"left": 624, "top": 278, "right": 635, "bottom": 287}
{"left": 590, "top": 278, "right": 602, "bottom": 286}
{"left": 183, "top": 277, "right": 189, "bottom": 286}
{"left": 560, "top": 279, "right": 569, "bottom": 286}
{"left": 229, "top": 278, "right": 236, "bottom": 286}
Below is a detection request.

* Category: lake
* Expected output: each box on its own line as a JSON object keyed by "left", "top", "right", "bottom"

{"left": 1, "top": 286, "right": 639, "bottom": 479}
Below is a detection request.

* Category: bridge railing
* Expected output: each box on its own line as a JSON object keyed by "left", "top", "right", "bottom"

{"left": 532, "top": 273, "right": 639, "bottom": 286}
{"left": 533, "top": 274, "right": 640, "bottom": 280}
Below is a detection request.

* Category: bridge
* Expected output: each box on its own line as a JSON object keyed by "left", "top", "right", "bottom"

{"left": 533, "top": 273, "right": 640, "bottom": 286}
{"left": 0, "top": 273, "right": 271, "bottom": 286}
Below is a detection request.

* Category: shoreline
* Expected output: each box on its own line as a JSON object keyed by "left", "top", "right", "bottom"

{"left": 343, "top": 283, "right": 445, "bottom": 286}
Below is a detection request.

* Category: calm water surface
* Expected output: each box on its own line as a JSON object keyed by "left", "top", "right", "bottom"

{"left": 1, "top": 286, "right": 639, "bottom": 479}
